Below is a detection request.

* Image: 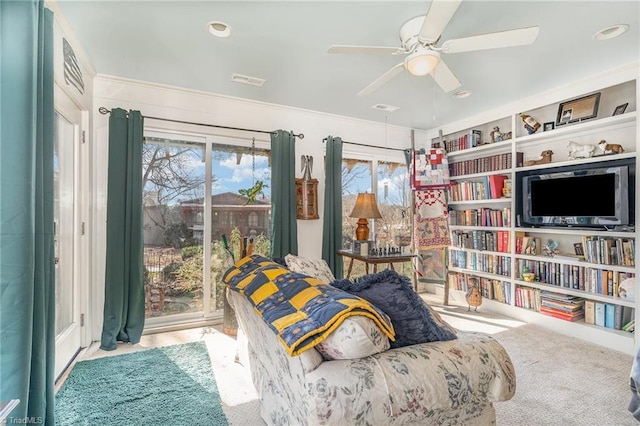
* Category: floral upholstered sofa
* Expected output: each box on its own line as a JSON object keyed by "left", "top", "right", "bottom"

{"left": 224, "top": 255, "right": 516, "bottom": 425}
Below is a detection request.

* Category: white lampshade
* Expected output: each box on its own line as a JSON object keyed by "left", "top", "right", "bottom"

{"left": 404, "top": 49, "right": 440, "bottom": 76}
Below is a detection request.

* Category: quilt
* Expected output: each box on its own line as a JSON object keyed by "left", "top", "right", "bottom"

{"left": 223, "top": 255, "right": 395, "bottom": 356}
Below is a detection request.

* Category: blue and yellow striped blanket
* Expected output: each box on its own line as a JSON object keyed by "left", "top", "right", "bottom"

{"left": 223, "top": 255, "right": 395, "bottom": 356}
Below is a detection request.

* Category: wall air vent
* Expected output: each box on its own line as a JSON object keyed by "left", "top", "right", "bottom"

{"left": 231, "top": 73, "right": 265, "bottom": 87}
{"left": 371, "top": 104, "right": 399, "bottom": 112}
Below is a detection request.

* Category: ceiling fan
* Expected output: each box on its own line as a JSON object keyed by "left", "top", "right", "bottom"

{"left": 328, "top": 0, "right": 539, "bottom": 96}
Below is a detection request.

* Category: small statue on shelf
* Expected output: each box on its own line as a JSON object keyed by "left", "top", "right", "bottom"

{"left": 524, "top": 150, "right": 554, "bottom": 166}
{"left": 542, "top": 239, "right": 559, "bottom": 257}
{"left": 598, "top": 139, "right": 625, "bottom": 155}
{"left": 520, "top": 113, "right": 541, "bottom": 134}
{"left": 490, "top": 126, "right": 504, "bottom": 143}
{"left": 567, "top": 141, "right": 596, "bottom": 160}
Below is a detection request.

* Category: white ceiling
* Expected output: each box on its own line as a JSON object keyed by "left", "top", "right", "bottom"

{"left": 54, "top": 0, "right": 640, "bottom": 130}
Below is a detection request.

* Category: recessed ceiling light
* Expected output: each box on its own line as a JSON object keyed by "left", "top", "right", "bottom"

{"left": 452, "top": 90, "right": 472, "bottom": 99}
{"left": 593, "top": 24, "right": 629, "bottom": 41}
{"left": 208, "top": 21, "right": 232, "bottom": 38}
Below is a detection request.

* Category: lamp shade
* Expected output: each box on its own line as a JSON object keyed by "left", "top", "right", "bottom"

{"left": 349, "top": 193, "right": 382, "bottom": 219}
{"left": 405, "top": 49, "right": 440, "bottom": 76}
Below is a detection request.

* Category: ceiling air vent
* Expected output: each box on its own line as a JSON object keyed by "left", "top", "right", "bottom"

{"left": 371, "top": 104, "right": 399, "bottom": 112}
{"left": 231, "top": 73, "right": 265, "bottom": 87}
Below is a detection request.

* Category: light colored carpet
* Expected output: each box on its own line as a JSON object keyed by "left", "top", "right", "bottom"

{"left": 425, "top": 296, "right": 636, "bottom": 426}
{"left": 70, "top": 298, "right": 637, "bottom": 426}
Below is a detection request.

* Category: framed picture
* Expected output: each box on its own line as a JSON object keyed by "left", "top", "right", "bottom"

{"left": 613, "top": 103, "right": 628, "bottom": 116}
{"left": 556, "top": 92, "right": 601, "bottom": 126}
{"left": 543, "top": 122, "right": 555, "bottom": 131}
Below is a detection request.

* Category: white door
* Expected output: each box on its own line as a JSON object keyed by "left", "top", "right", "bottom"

{"left": 54, "top": 88, "right": 83, "bottom": 379}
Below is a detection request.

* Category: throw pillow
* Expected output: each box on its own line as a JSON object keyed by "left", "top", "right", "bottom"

{"left": 285, "top": 254, "right": 336, "bottom": 284}
{"left": 332, "top": 269, "right": 457, "bottom": 348}
{"left": 315, "top": 316, "right": 390, "bottom": 360}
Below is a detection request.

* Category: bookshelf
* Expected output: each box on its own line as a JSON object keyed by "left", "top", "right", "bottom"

{"left": 431, "top": 75, "right": 639, "bottom": 354}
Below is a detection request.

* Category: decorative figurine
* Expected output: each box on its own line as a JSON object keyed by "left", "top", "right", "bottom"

{"left": 490, "top": 126, "right": 504, "bottom": 143}
{"left": 542, "top": 239, "right": 559, "bottom": 257}
{"left": 465, "top": 278, "right": 482, "bottom": 312}
{"left": 520, "top": 113, "right": 541, "bottom": 134}
{"left": 567, "top": 141, "right": 596, "bottom": 160}
{"left": 598, "top": 140, "right": 625, "bottom": 155}
{"left": 524, "top": 150, "right": 554, "bottom": 166}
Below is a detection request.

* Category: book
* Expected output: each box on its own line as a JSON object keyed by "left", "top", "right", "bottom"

{"left": 594, "top": 303, "right": 605, "bottom": 327}
{"left": 584, "top": 300, "right": 595, "bottom": 324}
{"left": 488, "top": 174, "right": 508, "bottom": 199}
{"left": 604, "top": 304, "right": 616, "bottom": 329}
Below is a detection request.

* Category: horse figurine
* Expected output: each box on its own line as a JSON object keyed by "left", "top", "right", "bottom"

{"left": 567, "top": 141, "right": 596, "bottom": 160}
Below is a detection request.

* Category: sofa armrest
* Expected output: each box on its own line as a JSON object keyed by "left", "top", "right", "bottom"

{"left": 304, "top": 332, "right": 516, "bottom": 424}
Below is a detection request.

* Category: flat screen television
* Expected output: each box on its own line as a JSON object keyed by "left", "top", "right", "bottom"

{"left": 515, "top": 157, "right": 635, "bottom": 230}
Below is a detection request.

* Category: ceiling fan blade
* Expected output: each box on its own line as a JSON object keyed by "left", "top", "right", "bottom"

{"left": 418, "top": 0, "right": 463, "bottom": 44}
{"left": 441, "top": 26, "right": 540, "bottom": 54}
{"left": 431, "top": 59, "right": 461, "bottom": 93}
{"left": 328, "top": 45, "right": 405, "bottom": 55}
{"left": 358, "top": 63, "right": 405, "bottom": 96}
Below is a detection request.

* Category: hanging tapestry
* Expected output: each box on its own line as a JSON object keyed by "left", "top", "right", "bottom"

{"left": 411, "top": 148, "right": 450, "bottom": 189}
{"left": 414, "top": 248, "right": 448, "bottom": 284}
{"left": 413, "top": 189, "right": 451, "bottom": 249}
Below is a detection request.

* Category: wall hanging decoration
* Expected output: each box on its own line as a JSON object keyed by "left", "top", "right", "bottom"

{"left": 296, "top": 155, "right": 319, "bottom": 219}
{"left": 410, "top": 147, "right": 452, "bottom": 290}
{"left": 410, "top": 148, "right": 450, "bottom": 190}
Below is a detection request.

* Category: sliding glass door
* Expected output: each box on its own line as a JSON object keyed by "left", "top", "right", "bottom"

{"left": 142, "top": 130, "right": 271, "bottom": 327}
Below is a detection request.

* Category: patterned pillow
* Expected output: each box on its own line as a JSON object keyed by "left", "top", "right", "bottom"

{"left": 315, "top": 316, "right": 390, "bottom": 360}
{"left": 284, "top": 254, "right": 336, "bottom": 284}
{"left": 332, "top": 269, "right": 457, "bottom": 349}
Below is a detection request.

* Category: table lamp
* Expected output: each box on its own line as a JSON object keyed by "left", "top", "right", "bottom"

{"left": 349, "top": 192, "right": 382, "bottom": 241}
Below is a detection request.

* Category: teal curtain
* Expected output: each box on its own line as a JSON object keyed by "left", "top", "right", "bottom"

{"left": 321, "top": 136, "right": 344, "bottom": 279}
{"left": 269, "top": 130, "right": 298, "bottom": 258}
{"left": 100, "top": 109, "right": 145, "bottom": 351}
{"left": 0, "top": 2, "right": 56, "bottom": 423}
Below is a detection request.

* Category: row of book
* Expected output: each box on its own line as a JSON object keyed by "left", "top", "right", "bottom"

{"left": 515, "top": 235, "right": 541, "bottom": 255}
{"left": 580, "top": 236, "right": 635, "bottom": 267}
{"left": 515, "top": 258, "right": 634, "bottom": 297}
{"left": 586, "top": 300, "right": 635, "bottom": 330}
{"left": 447, "top": 273, "right": 512, "bottom": 304}
{"left": 514, "top": 286, "right": 635, "bottom": 331}
{"left": 449, "top": 207, "right": 512, "bottom": 227}
{"left": 449, "top": 152, "right": 523, "bottom": 177}
{"left": 515, "top": 285, "right": 541, "bottom": 311}
{"left": 443, "top": 130, "right": 482, "bottom": 153}
{"left": 449, "top": 250, "right": 511, "bottom": 277}
{"left": 451, "top": 230, "right": 511, "bottom": 253}
{"left": 448, "top": 174, "right": 509, "bottom": 201}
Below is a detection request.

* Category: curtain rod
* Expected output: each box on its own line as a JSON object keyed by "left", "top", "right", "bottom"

{"left": 98, "top": 107, "right": 304, "bottom": 139}
{"left": 323, "top": 137, "right": 409, "bottom": 152}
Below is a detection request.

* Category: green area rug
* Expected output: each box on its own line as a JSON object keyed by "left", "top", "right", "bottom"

{"left": 55, "top": 341, "right": 228, "bottom": 425}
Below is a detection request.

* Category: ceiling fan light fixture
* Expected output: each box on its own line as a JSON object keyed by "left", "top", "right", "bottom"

{"left": 405, "top": 49, "right": 440, "bottom": 76}
{"left": 593, "top": 24, "right": 629, "bottom": 41}
{"left": 208, "top": 21, "right": 232, "bottom": 38}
